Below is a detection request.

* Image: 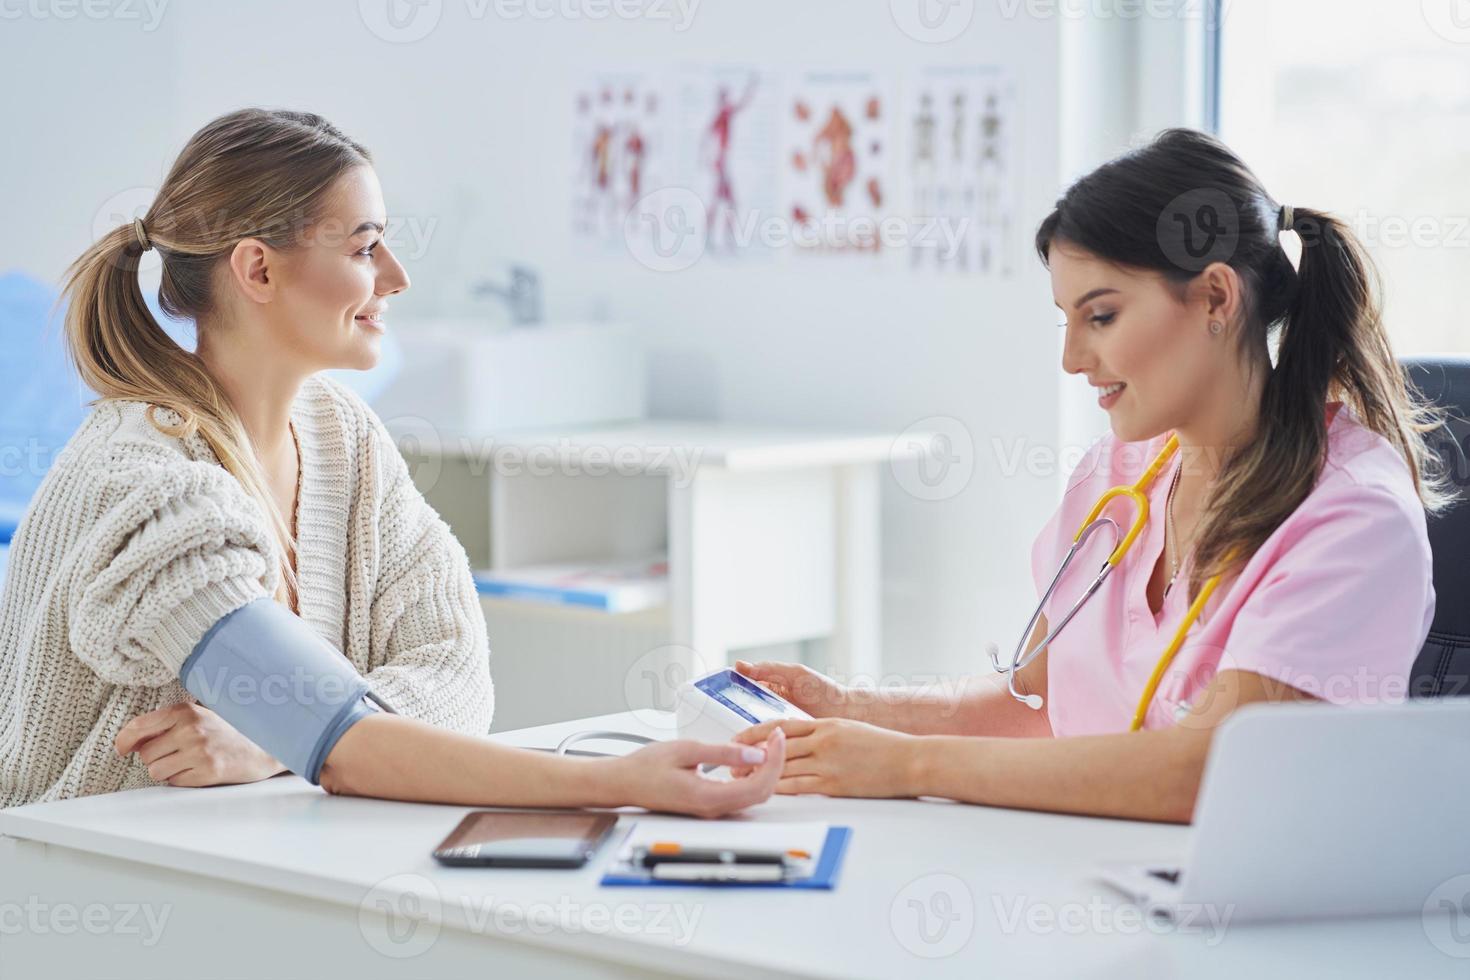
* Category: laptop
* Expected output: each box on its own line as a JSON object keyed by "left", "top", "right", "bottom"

{"left": 1097, "top": 697, "right": 1470, "bottom": 923}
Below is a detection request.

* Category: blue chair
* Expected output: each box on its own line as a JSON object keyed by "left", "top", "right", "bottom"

{"left": 1404, "top": 356, "right": 1470, "bottom": 698}
{"left": 0, "top": 272, "right": 92, "bottom": 590}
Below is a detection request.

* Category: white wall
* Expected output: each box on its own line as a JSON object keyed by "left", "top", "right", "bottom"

{"left": 0, "top": 1, "right": 1102, "bottom": 683}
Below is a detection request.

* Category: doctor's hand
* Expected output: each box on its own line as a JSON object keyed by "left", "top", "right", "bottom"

{"left": 731, "top": 718, "right": 920, "bottom": 799}
{"left": 608, "top": 728, "right": 787, "bottom": 819}
{"left": 734, "top": 660, "right": 863, "bottom": 721}
{"left": 115, "top": 702, "right": 288, "bottom": 787}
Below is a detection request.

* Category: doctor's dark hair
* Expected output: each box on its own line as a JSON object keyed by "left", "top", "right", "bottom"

{"left": 1034, "top": 128, "right": 1449, "bottom": 601}
{"left": 61, "top": 108, "right": 372, "bottom": 610}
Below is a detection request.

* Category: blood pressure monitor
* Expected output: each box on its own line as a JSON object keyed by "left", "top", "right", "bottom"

{"left": 675, "top": 668, "right": 812, "bottom": 743}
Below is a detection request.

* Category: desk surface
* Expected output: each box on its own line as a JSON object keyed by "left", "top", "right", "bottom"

{"left": 0, "top": 711, "right": 1457, "bottom": 979}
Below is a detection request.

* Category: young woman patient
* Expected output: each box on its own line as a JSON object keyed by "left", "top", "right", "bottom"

{"left": 0, "top": 108, "right": 782, "bottom": 812}
{"left": 732, "top": 129, "right": 1444, "bottom": 823}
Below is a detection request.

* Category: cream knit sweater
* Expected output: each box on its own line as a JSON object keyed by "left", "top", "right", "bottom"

{"left": 0, "top": 374, "right": 494, "bottom": 808}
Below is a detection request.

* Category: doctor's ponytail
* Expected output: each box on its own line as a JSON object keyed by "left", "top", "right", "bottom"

{"left": 1035, "top": 129, "right": 1450, "bottom": 602}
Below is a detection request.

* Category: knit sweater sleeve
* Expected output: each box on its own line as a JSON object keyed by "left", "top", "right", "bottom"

{"left": 359, "top": 407, "right": 495, "bottom": 736}
{"left": 66, "top": 446, "right": 277, "bottom": 688}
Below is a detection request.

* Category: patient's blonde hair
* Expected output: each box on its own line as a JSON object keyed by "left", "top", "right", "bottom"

{"left": 61, "top": 108, "right": 371, "bottom": 609}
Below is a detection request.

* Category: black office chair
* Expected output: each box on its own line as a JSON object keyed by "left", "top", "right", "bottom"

{"left": 1403, "top": 356, "right": 1470, "bottom": 698}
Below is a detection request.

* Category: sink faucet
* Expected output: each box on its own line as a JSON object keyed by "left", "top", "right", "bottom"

{"left": 472, "top": 265, "right": 542, "bottom": 326}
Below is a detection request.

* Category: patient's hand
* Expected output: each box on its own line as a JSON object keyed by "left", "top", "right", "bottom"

{"left": 115, "top": 702, "right": 288, "bottom": 787}
{"left": 609, "top": 729, "right": 786, "bottom": 819}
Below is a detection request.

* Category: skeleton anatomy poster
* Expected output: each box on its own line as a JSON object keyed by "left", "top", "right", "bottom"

{"left": 907, "top": 65, "right": 1018, "bottom": 275}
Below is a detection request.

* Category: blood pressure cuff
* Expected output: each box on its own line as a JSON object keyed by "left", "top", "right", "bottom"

{"left": 179, "top": 597, "right": 376, "bottom": 785}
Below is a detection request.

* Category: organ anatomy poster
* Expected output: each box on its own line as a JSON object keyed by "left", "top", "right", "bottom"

{"left": 906, "top": 65, "right": 1019, "bottom": 275}
{"left": 779, "top": 71, "right": 895, "bottom": 256}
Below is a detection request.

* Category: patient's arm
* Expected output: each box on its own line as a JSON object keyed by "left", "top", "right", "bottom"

{"left": 317, "top": 712, "right": 785, "bottom": 818}
{"left": 182, "top": 596, "right": 785, "bottom": 818}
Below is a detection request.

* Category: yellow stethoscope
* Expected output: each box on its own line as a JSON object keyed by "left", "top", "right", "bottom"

{"left": 988, "top": 434, "right": 1226, "bottom": 731}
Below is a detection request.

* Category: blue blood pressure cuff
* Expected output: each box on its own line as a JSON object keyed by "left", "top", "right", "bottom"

{"left": 179, "top": 597, "right": 379, "bottom": 785}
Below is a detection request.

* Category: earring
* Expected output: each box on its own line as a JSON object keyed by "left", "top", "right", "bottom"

{"left": 1209, "top": 320, "right": 1223, "bottom": 335}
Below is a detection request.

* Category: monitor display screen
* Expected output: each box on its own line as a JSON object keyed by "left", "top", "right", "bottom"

{"left": 697, "top": 670, "right": 797, "bottom": 724}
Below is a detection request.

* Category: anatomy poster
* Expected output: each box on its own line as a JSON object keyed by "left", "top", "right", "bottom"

{"left": 572, "top": 72, "right": 671, "bottom": 251}
{"left": 906, "top": 66, "right": 1019, "bottom": 275}
{"left": 673, "top": 67, "right": 781, "bottom": 258}
{"left": 780, "top": 71, "right": 895, "bottom": 256}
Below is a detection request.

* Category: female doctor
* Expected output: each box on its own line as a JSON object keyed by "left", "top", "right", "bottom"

{"left": 733, "top": 128, "right": 1445, "bottom": 823}
{"left": 0, "top": 108, "right": 783, "bottom": 813}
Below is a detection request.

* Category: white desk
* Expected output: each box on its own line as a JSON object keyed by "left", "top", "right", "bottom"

{"left": 0, "top": 712, "right": 1456, "bottom": 979}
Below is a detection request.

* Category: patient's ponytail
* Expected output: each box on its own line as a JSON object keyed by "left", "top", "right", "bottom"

{"left": 62, "top": 108, "right": 373, "bottom": 610}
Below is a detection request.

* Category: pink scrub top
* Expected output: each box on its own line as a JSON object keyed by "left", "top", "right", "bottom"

{"left": 1030, "top": 404, "right": 1435, "bottom": 735}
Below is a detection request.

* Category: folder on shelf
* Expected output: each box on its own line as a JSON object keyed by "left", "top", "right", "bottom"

{"left": 473, "top": 556, "right": 668, "bottom": 613}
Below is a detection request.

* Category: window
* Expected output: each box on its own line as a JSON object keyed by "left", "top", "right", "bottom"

{"left": 1217, "top": 1, "right": 1470, "bottom": 354}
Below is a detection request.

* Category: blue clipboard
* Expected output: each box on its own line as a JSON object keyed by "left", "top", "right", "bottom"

{"left": 600, "top": 826, "right": 852, "bottom": 890}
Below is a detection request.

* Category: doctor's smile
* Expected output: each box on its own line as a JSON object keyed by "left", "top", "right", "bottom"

{"left": 1094, "top": 381, "right": 1126, "bottom": 409}
{"left": 1, "top": 6, "right": 1465, "bottom": 975}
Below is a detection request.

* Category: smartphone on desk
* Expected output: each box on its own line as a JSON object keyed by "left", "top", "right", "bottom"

{"left": 431, "top": 810, "right": 619, "bottom": 868}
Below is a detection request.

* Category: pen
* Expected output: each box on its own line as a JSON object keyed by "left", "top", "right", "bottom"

{"left": 638, "top": 844, "right": 798, "bottom": 868}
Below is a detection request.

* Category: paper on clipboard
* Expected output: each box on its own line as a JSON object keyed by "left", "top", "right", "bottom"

{"left": 620, "top": 820, "right": 831, "bottom": 856}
